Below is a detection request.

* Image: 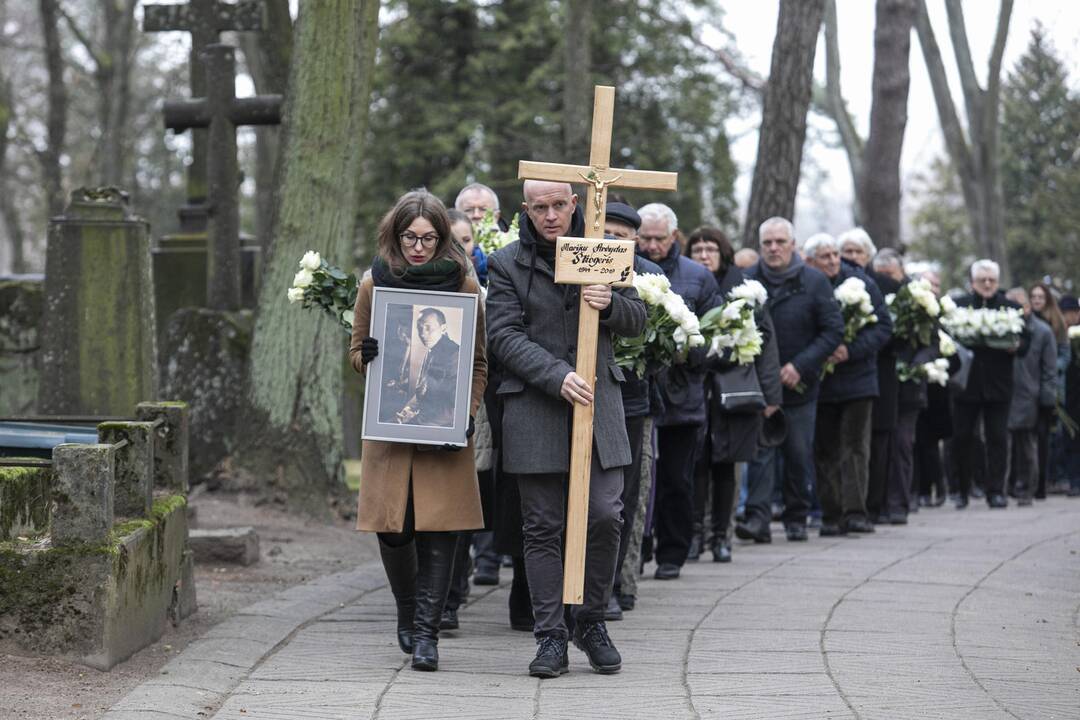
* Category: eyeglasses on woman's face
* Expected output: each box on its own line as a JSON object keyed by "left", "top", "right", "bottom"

{"left": 400, "top": 232, "right": 439, "bottom": 249}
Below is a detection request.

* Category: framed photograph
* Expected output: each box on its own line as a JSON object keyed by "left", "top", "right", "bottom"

{"left": 361, "top": 286, "right": 479, "bottom": 447}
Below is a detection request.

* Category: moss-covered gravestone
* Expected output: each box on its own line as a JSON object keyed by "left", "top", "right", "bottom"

{"left": 0, "top": 276, "right": 44, "bottom": 415}
{"left": 38, "top": 188, "right": 158, "bottom": 416}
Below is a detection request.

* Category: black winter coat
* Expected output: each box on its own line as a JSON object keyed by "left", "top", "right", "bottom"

{"left": 651, "top": 244, "right": 721, "bottom": 426}
{"left": 869, "top": 271, "right": 902, "bottom": 430}
{"left": 955, "top": 291, "right": 1026, "bottom": 405}
{"left": 819, "top": 262, "right": 893, "bottom": 404}
{"left": 744, "top": 261, "right": 844, "bottom": 406}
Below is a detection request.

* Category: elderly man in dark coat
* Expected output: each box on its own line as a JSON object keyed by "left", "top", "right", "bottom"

{"left": 635, "top": 202, "right": 721, "bottom": 580}
{"left": 803, "top": 234, "right": 892, "bottom": 536}
{"left": 736, "top": 217, "right": 844, "bottom": 543}
{"left": 487, "top": 180, "right": 646, "bottom": 678}
{"left": 954, "top": 259, "right": 1027, "bottom": 509}
{"left": 1005, "top": 287, "right": 1057, "bottom": 505}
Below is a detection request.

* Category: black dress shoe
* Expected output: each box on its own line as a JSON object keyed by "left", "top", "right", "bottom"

{"left": 1017, "top": 497, "right": 1033, "bottom": 507}
{"left": 987, "top": 494, "right": 1008, "bottom": 508}
{"left": 735, "top": 518, "right": 772, "bottom": 544}
{"left": 784, "top": 523, "right": 808, "bottom": 542}
{"left": 844, "top": 517, "right": 875, "bottom": 534}
{"left": 654, "top": 562, "right": 681, "bottom": 580}
{"left": 617, "top": 592, "right": 636, "bottom": 611}
{"left": 888, "top": 513, "right": 908, "bottom": 525}
{"left": 439, "top": 607, "right": 459, "bottom": 630}
{"left": 711, "top": 540, "right": 732, "bottom": 563}
{"left": 955, "top": 495, "right": 969, "bottom": 509}
{"left": 686, "top": 534, "right": 702, "bottom": 562}
{"left": 529, "top": 636, "right": 569, "bottom": 678}
{"left": 473, "top": 563, "right": 499, "bottom": 586}
{"left": 411, "top": 639, "right": 439, "bottom": 671}
{"left": 573, "top": 620, "right": 621, "bottom": 674}
{"left": 819, "top": 522, "right": 845, "bottom": 537}
{"left": 603, "top": 594, "right": 624, "bottom": 621}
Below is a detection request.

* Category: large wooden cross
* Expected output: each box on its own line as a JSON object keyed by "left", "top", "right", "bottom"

{"left": 518, "top": 85, "right": 677, "bottom": 604}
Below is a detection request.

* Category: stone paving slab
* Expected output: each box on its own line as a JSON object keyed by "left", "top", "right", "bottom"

{"left": 107, "top": 497, "right": 1080, "bottom": 719}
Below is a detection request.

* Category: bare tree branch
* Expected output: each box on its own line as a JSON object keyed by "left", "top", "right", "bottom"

{"left": 56, "top": 1, "right": 104, "bottom": 70}
{"left": 943, "top": 0, "right": 984, "bottom": 144}
{"left": 984, "top": 0, "right": 1014, "bottom": 115}
{"left": 822, "top": 0, "right": 864, "bottom": 206}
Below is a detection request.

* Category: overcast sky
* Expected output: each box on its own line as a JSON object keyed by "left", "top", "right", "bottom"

{"left": 713, "top": 0, "right": 1080, "bottom": 241}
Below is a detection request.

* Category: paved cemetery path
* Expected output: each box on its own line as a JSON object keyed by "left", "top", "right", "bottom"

{"left": 105, "top": 498, "right": 1080, "bottom": 720}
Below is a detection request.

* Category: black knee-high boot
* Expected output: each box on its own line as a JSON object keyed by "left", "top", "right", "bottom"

{"left": 411, "top": 531, "right": 458, "bottom": 671}
{"left": 378, "top": 538, "right": 417, "bottom": 654}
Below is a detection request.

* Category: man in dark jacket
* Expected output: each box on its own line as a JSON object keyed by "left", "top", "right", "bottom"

{"left": 1005, "top": 288, "right": 1057, "bottom": 505}
{"left": 636, "top": 202, "right": 720, "bottom": 579}
{"left": 487, "top": 180, "right": 646, "bottom": 677}
{"left": 603, "top": 201, "right": 662, "bottom": 618}
{"left": 954, "top": 259, "right": 1025, "bottom": 509}
{"left": 737, "top": 217, "right": 844, "bottom": 542}
{"left": 803, "top": 234, "right": 892, "bottom": 535}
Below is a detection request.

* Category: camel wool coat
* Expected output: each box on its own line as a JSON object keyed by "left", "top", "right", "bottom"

{"left": 349, "top": 275, "right": 487, "bottom": 532}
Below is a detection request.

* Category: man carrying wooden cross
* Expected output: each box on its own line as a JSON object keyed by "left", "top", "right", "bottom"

{"left": 486, "top": 180, "right": 645, "bottom": 677}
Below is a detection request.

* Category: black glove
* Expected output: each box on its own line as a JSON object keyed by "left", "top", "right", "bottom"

{"left": 360, "top": 337, "right": 379, "bottom": 365}
{"left": 442, "top": 416, "right": 475, "bottom": 452}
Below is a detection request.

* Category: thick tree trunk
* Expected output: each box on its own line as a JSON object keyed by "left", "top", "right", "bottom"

{"left": 562, "top": 0, "right": 592, "bottom": 163}
{"left": 823, "top": 0, "right": 864, "bottom": 223}
{"left": 858, "top": 0, "right": 917, "bottom": 249}
{"left": 239, "top": 0, "right": 292, "bottom": 254}
{"left": 235, "top": 0, "right": 379, "bottom": 515}
{"left": 914, "top": 0, "right": 1012, "bottom": 280}
{"left": 98, "top": 0, "right": 137, "bottom": 186}
{"left": 742, "top": 0, "right": 826, "bottom": 248}
{"left": 38, "top": 0, "right": 67, "bottom": 217}
{"left": 0, "top": 73, "right": 26, "bottom": 274}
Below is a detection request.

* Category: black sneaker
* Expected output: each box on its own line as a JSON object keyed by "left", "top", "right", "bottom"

{"left": 529, "top": 636, "right": 569, "bottom": 678}
{"left": 572, "top": 620, "right": 622, "bottom": 674}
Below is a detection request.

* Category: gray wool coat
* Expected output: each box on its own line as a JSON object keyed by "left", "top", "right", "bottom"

{"left": 486, "top": 240, "right": 647, "bottom": 475}
{"left": 1008, "top": 314, "right": 1057, "bottom": 430}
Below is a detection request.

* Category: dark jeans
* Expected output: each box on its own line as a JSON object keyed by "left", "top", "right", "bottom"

{"left": 1036, "top": 409, "right": 1052, "bottom": 496}
{"left": 915, "top": 414, "right": 947, "bottom": 500}
{"left": 953, "top": 401, "right": 1010, "bottom": 499}
{"left": 654, "top": 424, "right": 702, "bottom": 567}
{"left": 747, "top": 400, "right": 816, "bottom": 527}
{"left": 614, "top": 416, "right": 647, "bottom": 593}
{"left": 1009, "top": 429, "right": 1038, "bottom": 500}
{"left": 867, "top": 429, "right": 892, "bottom": 518}
{"left": 886, "top": 408, "right": 919, "bottom": 516}
{"left": 518, "top": 462, "right": 623, "bottom": 639}
{"left": 814, "top": 399, "right": 873, "bottom": 526}
{"left": 472, "top": 530, "right": 499, "bottom": 570}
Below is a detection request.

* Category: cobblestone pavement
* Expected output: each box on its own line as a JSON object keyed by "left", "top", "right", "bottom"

{"left": 106, "top": 497, "right": 1080, "bottom": 720}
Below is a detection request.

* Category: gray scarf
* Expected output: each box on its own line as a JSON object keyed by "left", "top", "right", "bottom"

{"left": 757, "top": 252, "right": 804, "bottom": 288}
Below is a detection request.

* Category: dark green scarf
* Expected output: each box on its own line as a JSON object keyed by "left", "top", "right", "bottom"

{"left": 371, "top": 255, "right": 462, "bottom": 292}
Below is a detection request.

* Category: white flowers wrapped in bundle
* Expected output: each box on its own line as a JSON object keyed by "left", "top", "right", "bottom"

{"left": 940, "top": 306, "right": 1024, "bottom": 350}
{"left": 474, "top": 210, "right": 520, "bottom": 255}
{"left": 286, "top": 250, "right": 358, "bottom": 332}
{"left": 889, "top": 278, "right": 941, "bottom": 349}
{"left": 923, "top": 358, "right": 951, "bottom": 386}
{"left": 698, "top": 280, "right": 767, "bottom": 366}
{"left": 822, "top": 276, "right": 878, "bottom": 376}
{"left": 613, "top": 273, "right": 706, "bottom": 376}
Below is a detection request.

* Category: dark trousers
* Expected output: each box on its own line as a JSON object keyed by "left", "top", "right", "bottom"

{"left": 747, "top": 400, "right": 816, "bottom": 527}
{"left": 518, "top": 462, "right": 623, "bottom": 639}
{"left": 472, "top": 530, "right": 499, "bottom": 570}
{"left": 445, "top": 530, "right": 472, "bottom": 611}
{"left": 1036, "top": 410, "right": 1052, "bottom": 497}
{"left": 886, "top": 408, "right": 920, "bottom": 516}
{"left": 814, "top": 399, "right": 873, "bottom": 526}
{"left": 867, "top": 429, "right": 892, "bottom": 518}
{"left": 953, "top": 401, "right": 1010, "bottom": 498}
{"left": 1009, "top": 428, "right": 1039, "bottom": 500}
{"left": 654, "top": 424, "right": 701, "bottom": 567}
{"left": 614, "top": 415, "right": 647, "bottom": 593}
{"left": 915, "top": 414, "right": 947, "bottom": 500}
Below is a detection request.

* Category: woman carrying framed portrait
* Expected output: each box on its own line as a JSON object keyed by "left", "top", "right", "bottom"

{"left": 349, "top": 189, "right": 487, "bottom": 672}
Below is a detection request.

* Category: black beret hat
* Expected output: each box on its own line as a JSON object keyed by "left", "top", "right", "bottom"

{"left": 605, "top": 202, "right": 641, "bottom": 231}
{"left": 1060, "top": 295, "right": 1079, "bottom": 311}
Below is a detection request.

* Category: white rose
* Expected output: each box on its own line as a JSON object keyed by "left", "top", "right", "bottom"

{"left": 721, "top": 298, "right": 747, "bottom": 322}
{"left": 299, "top": 251, "right": 322, "bottom": 272}
{"left": 1069, "top": 326, "right": 1080, "bottom": 339}
{"left": 287, "top": 287, "right": 305, "bottom": 304}
{"left": 938, "top": 330, "right": 957, "bottom": 357}
{"left": 730, "top": 279, "right": 767, "bottom": 306}
{"left": 293, "top": 268, "right": 314, "bottom": 288}
{"left": 940, "top": 294, "right": 957, "bottom": 315}
{"left": 341, "top": 309, "right": 353, "bottom": 327}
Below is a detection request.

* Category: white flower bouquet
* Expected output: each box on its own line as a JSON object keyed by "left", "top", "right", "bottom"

{"left": 940, "top": 306, "right": 1024, "bottom": 351}
{"left": 698, "top": 279, "right": 767, "bottom": 366}
{"left": 613, "top": 273, "right": 706, "bottom": 377}
{"left": 888, "top": 278, "right": 940, "bottom": 349}
{"left": 286, "top": 250, "right": 358, "bottom": 333}
{"left": 897, "top": 357, "right": 951, "bottom": 386}
{"left": 474, "top": 210, "right": 520, "bottom": 255}
{"left": 1068, "top": 325, "right": 1080, "bottom": 363}
{"left": 822, "top": 277, "right": 878, "bottom": 376}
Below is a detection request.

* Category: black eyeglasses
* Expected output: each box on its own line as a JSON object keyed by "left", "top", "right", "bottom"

{"left": 400, "top": 232, "right": 439, "bottom": 249}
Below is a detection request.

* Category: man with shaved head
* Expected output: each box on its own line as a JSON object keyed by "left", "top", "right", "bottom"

{"left": 487, "top": 180, "right": 646, "bottom": 678}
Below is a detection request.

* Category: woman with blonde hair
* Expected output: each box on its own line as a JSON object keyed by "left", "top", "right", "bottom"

{"left": 349, "top": 189, "right": 487, "bottom": 671}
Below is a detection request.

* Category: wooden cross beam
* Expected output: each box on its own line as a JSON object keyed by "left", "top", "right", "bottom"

{"left": 163, "top": 44, "right": 282, "bottom": 311}
{"left": 518, "top": 85, "right": 677, "bottom": 604}
{"left": 144, "top": 0, "right": 266, "bottom": 205}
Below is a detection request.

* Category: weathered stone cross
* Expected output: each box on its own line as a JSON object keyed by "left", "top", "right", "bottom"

{"left": 143, "top": 0, "right": 266, "bottom": 215}
{"left": 163, "top": 44, "right": 281, "bottom": 310}
{"left": 518, "top": 85, "right": 677, "bottom": 604}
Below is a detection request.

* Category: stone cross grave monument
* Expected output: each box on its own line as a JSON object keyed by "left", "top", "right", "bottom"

{"left": 518, "top": 85, "right": 677, "bottom": 603}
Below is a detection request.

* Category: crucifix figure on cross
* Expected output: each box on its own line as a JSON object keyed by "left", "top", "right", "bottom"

{"left": 518, "top": 85, "right": 678, "bottom": 605}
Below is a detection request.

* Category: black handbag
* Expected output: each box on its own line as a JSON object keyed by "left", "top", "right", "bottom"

{"left": 716, "top": 363, "right": 766, "bottom": 413}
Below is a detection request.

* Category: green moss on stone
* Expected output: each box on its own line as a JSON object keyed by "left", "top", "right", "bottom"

{"left": 0, "top": 466, "right": 54, "bottom": 541}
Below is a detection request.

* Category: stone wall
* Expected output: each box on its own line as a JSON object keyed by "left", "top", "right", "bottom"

{"left": 0, "top": 276, "right": 44, "bottom": 416}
